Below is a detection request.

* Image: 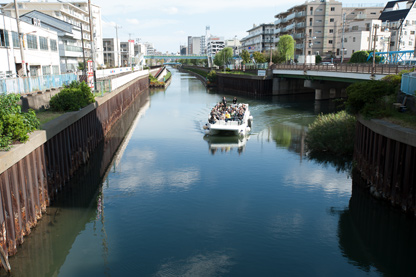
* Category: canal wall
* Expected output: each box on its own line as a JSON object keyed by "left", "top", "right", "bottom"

{"left": 354, "top": 117, "right": 416, "bottom": 215}
{"left": 217, "top": 73, "right": 273, "bottom": 95}
{"left": 0, "top": 73, "right": 149, "bottom": 263}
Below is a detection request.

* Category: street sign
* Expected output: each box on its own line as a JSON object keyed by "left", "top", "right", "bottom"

{"left": 87, "top": 60, "right": 94, "bottom": 90}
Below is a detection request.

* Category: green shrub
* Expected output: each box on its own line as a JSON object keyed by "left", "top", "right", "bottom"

{"left": 226, "top": 67, "right": 231, "bottom": 72}
{"left": 0, "top": 93, "right": 40, "bottom": 150}
{"left": 50, "top": 81, "right": 95, "bottom": 112}
{"left": 345, "top": 80, "right": 396, "bottom": 118}
{"left": 207, "top": 70, "right": 217, "bottom": 83}
{"left": 306, "top": 111, "right": 356, "bottom": 156}
{"left": 381, "top": 74, "right": 402, "bottom": 88}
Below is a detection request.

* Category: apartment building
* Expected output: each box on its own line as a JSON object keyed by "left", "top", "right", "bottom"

{"left": 379, "top": 0, "right": 416, "bottom": 52}
{"left": 0, "top": 13, "right": 60, "bottom": 77}
{"left": 206, "top": 36, "right": 225, "bottom": 57}
{"left": 225, "top": 38, "right": 241, "bottom": 56}
{"left": 120, "top": 40, "right": 134, "bottom": 66}
{"left": 103, "top": 38, "right": 120, "bottom": 67}
{"left": 241, "top": 23, "right": 274, "bottom": 54}
{"left": 1, "top": 0, "right": 104, "bottom": 67}
{"left": 188, "top": 36, "right": 201, "bottom": 55}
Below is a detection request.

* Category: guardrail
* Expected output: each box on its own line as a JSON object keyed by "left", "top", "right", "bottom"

{"left": 272, "top": 63, "right": 415, "bottom": 75}
{"left": 400, "top": 73, "right": 416, "bottom": 96}
{"left": 0, "top": 73, "right": 77, "bottom": 94}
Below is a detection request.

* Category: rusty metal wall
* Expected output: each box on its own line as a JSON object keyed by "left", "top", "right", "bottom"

{"left": 354, "top": 121, "right": 416, "bottom": 214}
{"left": 0, "top": 76, "right": 149, "bottom": 261}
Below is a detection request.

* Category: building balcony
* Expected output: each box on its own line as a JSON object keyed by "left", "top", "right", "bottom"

{"left": 275, "top": 18, "right": 281, "bottom": 25}
{"left": 296, "top": 11, "right": 306, "bottom": 18}
{"left": 296, "top": 22, "right": 305, "bottom": 29}
{"left": 296, "top": 43, "right": 304, "bottom": 49}
{"left": 294, "top": 33, "right": 304, "bottom": 39}
{"left": 275, "top": 28, "right": 281, "bottom": 34}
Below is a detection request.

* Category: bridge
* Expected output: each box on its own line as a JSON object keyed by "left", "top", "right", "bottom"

{"left": 144, "top": 55, "right": 208, "bottom": 60}
{"left": 367, "top": 50, "right": 415, "bottom": 64}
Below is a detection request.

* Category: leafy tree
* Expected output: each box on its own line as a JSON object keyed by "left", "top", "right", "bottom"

{"left": 277, "top": 35, "right": 295, "bottom": 63}
{"left": 214, "top": 47, "right": 233, "bottom": 66}
{"left": 253, "top": 51, "right": 266, "bottom": 63}
{"left": 349, "top": 50, "right": 381, "bottom": 63}
{"left": 315, "top": 55, "right": 322, "bottom": 64}
{"left": 240, "top": 49, "right": 250, "bottom": 64}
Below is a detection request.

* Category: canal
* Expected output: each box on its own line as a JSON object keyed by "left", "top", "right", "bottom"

{"left": 4, "top": 68, "right": 416, "bottom": 276}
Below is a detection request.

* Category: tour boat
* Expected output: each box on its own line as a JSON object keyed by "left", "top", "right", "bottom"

{"left": 204, "top": 103, "right": 253, "bottom": 136}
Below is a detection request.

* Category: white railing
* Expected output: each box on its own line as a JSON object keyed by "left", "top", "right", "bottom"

{"left": 0, "top": 73, "right": 77, "bottom": 94}
{"left": 111, "top": 70, "right": 149, "bottom": 91}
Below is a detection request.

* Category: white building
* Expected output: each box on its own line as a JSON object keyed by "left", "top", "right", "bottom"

{"left": 379, "top": 0, "right": 416, "bottom": 52}
{"left": 188, "top": 36, "right": 202, "bottom": 55}
{"left": 339, "top": 19, "right": 391, "bottom": 58}
{"left": 120, "top": 40, "right": 134, "bottom": 66}
{"left": 241, "top": 23, "right": 274, "bottom": 54}
{"left": 1, "top": 0, "right": 104, "bottom": 67}
{"left": 0, "top": 13, "right": 60, "bottom": 77}
{"left": 225, "top": 37, "right": 241, "bottom": 56}
{"left": 206, "top": 36, "right": 225, "bottom": 58}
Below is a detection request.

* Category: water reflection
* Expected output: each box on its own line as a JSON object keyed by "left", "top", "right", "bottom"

{"left": 337, "top": 173, "right": 416, "bottom": 276}
{"left": 307, "top": 151, "right": 353, "bottom": 174}
{"left": 203, "top": 135, "right": 248, "bottom": 155}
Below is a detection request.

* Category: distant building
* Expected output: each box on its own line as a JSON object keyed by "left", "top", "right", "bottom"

{"left": 180, "top": 45, "right": 187, "bottom": 55}
{"left": 0, "top": 13, "right": 60, "bottom": 77}
{"left": 144, "top": 42, "right": 155, "bottom": 55}
{"left": 225, "top": 38, "right": 241, "bottom": 56}
{"left": 188, "top": 36, "right": 203, "bottom": 55}
{"left": 241, "top": 23, "right": 274, "bottom": 54}
{"left": 206, "top": 36, "right": 225, "bottom": 58}
{"left": 120, "top": 40, "right": 134, "bottom": 66}
{"left": 103, "top": 38, "right": 120, "bottom": 67}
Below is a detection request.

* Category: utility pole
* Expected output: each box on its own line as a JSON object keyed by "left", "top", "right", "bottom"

{"left": 115, "top": 25, "right": 122, "bottom": 67}
{"left": 81, "top": 24, "right": 86, "bottom": 77}
{"left": 14, "top": 0, "right": 27, "bottom": 77}
{"left": 88, "top": 0, "right": 96, "bottom": 89}
{"left": 372, "top": 24, "right": 379, "bottom": 77}
{"left": 129, "top": 33, "right": 134, "bottom": 68}
{"left": 341, "top": 13, "right": 346, "bottom": 64}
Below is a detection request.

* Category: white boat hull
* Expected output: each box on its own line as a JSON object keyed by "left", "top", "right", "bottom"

{"left": 205, "top": 104, "right": 253, "bottom": 136}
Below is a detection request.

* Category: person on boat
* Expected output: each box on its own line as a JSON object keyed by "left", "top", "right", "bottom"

{"left": 225, "top": 111, "right": 231, "bottom": 122}
{"left": 222, "top": 96, "right": 227, "bottom": 106}
{"left": 233, "top": 97, "right": 237, "bottom": 104}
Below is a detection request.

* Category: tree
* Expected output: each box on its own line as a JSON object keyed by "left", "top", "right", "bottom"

{"left": 240, "top": 49, "right": 250, "bottom": 64}
{"left": 253, "top": 51, "right": 266, "bottom": 63}
{"left": 277, "top": 35, "right": 295, "bottom": 63}
{"left": 349, "top": 50, "right": 381, "bottom": 63}
{"left": 214, "top": 47, "right": 233, "bottom": 67}
{"left": 315, "top": 55, "right": 322, "bottom": 64}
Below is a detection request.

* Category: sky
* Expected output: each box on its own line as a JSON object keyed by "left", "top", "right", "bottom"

{"left": 76, "top": 0, "right": 386, "bottom": 53}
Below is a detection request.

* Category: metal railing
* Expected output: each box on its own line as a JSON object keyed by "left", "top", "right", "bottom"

{"left": 0, "top": 73, "right": 78, "bottom": 94}
{"left": 401, "top": 73, "right": 416, "bottom": 96}
{"left": 272, "top": 63, "right": 415, "bottom": 75}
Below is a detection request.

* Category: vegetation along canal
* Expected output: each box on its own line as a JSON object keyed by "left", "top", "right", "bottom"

{"left": 4, "top": 68, "right": 416, "bottom": 276}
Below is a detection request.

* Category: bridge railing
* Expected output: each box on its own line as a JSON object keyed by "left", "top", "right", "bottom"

{"left": 273, "top": 63, "right": 415, "bottom": 75}
{"left": 401, "top": 73, "right": 416, "bottom": 96}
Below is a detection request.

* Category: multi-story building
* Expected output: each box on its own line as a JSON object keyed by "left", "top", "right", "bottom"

{"left": 339, "top": 19, "right": 391, "bottom": 59}
{"left": 379, "top": 0, "right": 416, "bottom": 52}
{"left": 103, "top": 38, "right": 120, "bottom": 67}
{"left": 206, "top": 36, "right": 225, "bottom": 58}
{"left": 188, "top": 36, "right": 202, "bottom": 55}
{"left": 0, "top": 13, "right": 60, "bottom": 77}
{"left": 180, "top": 45, "right": 187, "bottom": 55}
{"left": 144, "top": 42, "right": 155, "bottom": 55}
{"left": 1, "top": 0, "right": 104, "bottom": 67}
{"left": 225, "top": 38, "right": 241, "bottom": 56}
{"left": 120, "top": 40, "right": 134, "bottom": 66}
{"left": 20, "top": 10, "right": 86, "bottom": 73}
{"left": 200, "top": 36, "right": 206, "bottom": 54}
{"left": 241, "top": 23, "right": 274, "bottom": 54}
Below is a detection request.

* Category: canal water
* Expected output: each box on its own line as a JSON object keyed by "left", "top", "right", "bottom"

{"left": 5, "top": 68, "right": 416, "bottom": 276}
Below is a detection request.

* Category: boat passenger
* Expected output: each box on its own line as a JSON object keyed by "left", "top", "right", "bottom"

{"left": 233, "top": 97, "right": 237, "bottom": 104}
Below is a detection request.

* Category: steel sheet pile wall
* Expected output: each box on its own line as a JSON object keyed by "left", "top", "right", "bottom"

{"left": 0, "top": 76, "right": 149, "bottom": 262}
{"left": 354, "top": 121, "right": 416, "bottom": 214}
{"left": 217, "top": 74, "right": 272, "bottom": 95}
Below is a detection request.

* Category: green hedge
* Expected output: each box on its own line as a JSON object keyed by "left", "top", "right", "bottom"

{"left": 50, "top": 81, "right": 95, "bottom": 112}
{"left": 0, "top": 93, "right": 40, "bottom": 150}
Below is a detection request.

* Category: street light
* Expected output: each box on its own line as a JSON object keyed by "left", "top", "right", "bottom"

{"left": 371, "top": 24, "right": 379, "bottom": 77}
{"left": 303, "top": 34, "right": 316, "bottom": 65}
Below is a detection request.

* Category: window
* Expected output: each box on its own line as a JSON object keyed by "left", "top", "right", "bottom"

{"left": 0, "top": 29, "right": 9, "bottom": 47}
{"left": 27, "top": 34, "right": 38, "bottom": 49}
{"left": 42, "top": 65, "right": 51, "bottom": 76}
{"left": 344, "top": 38, "right": 348, "bottom": 43}
{"left": 39, "top": 36, "right": 48, "bottom": 50}
{"left": 309, "top": 18, "right": 313, "bottom": 26}
{"left": 353, "top": 37, "right": 356, "bottom": 42}
{"left": 328, "top": 40, "right": 333, "bottom": 44}
{"left": 50, "top": 39, "right": 57, "bottom": 51}
{"left": 310, "top": 7, "right": 313, "bottom": 15}
{"left": 52, "top": 65, "right": 59, "bottom": 75}
{"left": 409, "top": 41, "right": 413, "bottom": 46}
{"left": 12, "top": 31, "right": 19, "bottom": 47}
{"left": 411, "top": 31, "right": 415, "bottom": 35}
{"left": 331, "top": 7, "right": 335, "bottom": 11}
{"left": 352, "top": 26, "right": 359, "bottom": 31}
{"left": 370, "top": 12, "right": 376, "bottom": 15}
{"left": 330, "top": 18, "right": 334, "bottom": 22}
{"left": 329, "top": 29, "right": 334, "bottom": 33}
{"left": 316, "top": 20, "right": 322, "bottom": 23}
{"left": 315, "top": 30, "right": 322, "bottom": 33}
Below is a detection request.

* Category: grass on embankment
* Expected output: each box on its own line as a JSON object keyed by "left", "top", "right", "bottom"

{"left": 384, "top": 110, "right": 416, "bottom": 130}
{"left": 36, "top": 110, "right": 65, "bottom": 125}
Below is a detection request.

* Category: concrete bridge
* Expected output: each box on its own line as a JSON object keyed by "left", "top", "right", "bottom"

{"left": 271, "top": 63, "right": 414, "bottom": 100}
{"left": 144, "top": 55, "right": 207, "bottom": 60}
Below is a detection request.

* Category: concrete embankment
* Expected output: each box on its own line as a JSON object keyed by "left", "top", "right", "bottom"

{"left": 0, "top": 72, "right": 149, "bottom": 266}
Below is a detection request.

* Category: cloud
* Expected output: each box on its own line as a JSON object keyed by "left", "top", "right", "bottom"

{"left": 126, "top": 18, "right": 140, "bottom": 25}
{"left": 163, "top": 7, "right": 179, "bottom": 15}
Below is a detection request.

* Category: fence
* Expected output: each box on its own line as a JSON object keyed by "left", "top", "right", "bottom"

{"left": 0, "top": 73, "right": 77, "bottom": 94}
{"left": 401, "top": 73, "right": 416, "bottom": 96}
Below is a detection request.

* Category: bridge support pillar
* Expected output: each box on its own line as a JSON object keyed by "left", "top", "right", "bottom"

{"left": 315, "top": 88, "right": 330, "bottom": 100}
